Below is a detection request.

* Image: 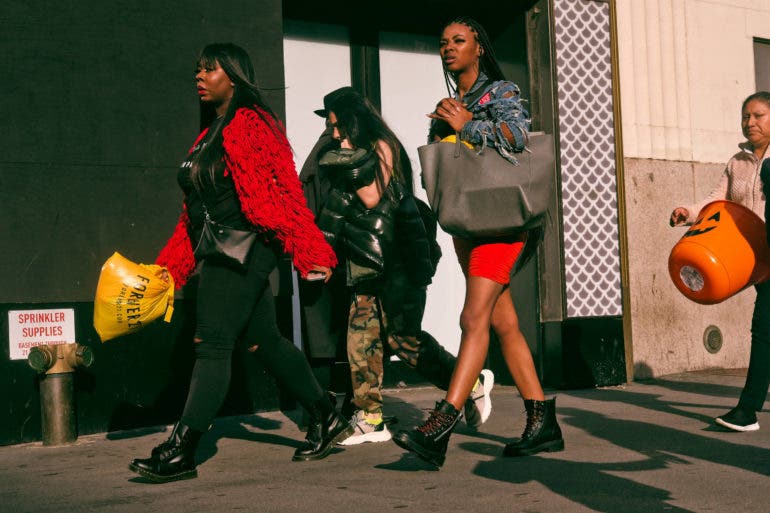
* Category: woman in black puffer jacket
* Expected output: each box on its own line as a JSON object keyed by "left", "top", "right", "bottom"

{"left": 315, "top": 89, "right": 495, "bottom": 446}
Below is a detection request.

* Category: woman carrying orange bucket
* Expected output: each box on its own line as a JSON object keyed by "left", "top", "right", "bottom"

{"left": 670, "top": 91, "right": 770, "bottom": 432}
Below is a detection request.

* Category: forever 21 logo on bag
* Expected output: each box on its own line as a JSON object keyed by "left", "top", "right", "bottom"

{"left": 93, "top": 252, "right": 175, "bottom": 342}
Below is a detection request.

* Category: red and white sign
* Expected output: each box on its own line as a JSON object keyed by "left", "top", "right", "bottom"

{"left": 8, "top": 308, "right": 76, "bottom": 360}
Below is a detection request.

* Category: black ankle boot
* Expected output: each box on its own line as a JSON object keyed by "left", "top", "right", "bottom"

{"left": 299, "top": 391, "right": 338, "bottom": 432}
{"left": 392, "top": 399, "right": 461, "bottom": 468}
{"left": 292, "top": 395, "right": 353, "bottom": 461}
{"left": 129, "top": 422, "right": 203, "bottom": 483}
{"left": 503, "top": 397, "right": 564, "bottom": 457}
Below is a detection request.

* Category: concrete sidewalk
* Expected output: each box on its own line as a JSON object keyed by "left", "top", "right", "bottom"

{"left": 0, "top": 370, "right": 767, "bottom": 513}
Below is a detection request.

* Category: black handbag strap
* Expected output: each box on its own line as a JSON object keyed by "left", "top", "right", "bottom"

{"left": 460, "top": 76, "right": 493, "bottom": 110}
{"left": 192, "top": 182, "right": 256, "bottom": 233}
{"left": 450, "top": 77, "right": 494, "bottom": 157}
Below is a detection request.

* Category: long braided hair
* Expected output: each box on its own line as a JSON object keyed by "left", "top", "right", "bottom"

{"left": 439, "top": 16, "right": 506, "bottom": 97}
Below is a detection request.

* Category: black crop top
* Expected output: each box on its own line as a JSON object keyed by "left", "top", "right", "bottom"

{"left": 178, "top": 118, "right": 252, "bottom": 241}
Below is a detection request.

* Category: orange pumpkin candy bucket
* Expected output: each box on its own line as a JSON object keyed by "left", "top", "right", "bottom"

{"left": 668, "top": 200, "right": 770, "bottom": 304}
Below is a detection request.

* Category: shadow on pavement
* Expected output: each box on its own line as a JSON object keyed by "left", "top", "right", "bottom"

{"left": 640, "top": 376, "right": 744, "bottom": 402}
{"left": 464, "top": 403, "right": 768, "bottom": 513}
{"left": 568, "top": 385, "right": 734, "bottom": 427}
{"left": 556, "top": 406, "right": 770, "bottom": 476}
{"left": 472, "top": 449, "right": 696, "bottom": 513}
{"left": 374, "top": 453, "right": 440, "bottom": 472}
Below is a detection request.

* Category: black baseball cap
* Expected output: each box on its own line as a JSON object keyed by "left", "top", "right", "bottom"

{"left": 314, "top": 86, "right": 357, "bottom": 117}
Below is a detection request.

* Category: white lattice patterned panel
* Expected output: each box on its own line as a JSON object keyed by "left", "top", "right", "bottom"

{"left": 554, "top": 0, "right": 622, "bottom": 317}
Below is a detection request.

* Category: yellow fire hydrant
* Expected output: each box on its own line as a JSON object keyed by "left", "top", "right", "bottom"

{"left": 28, "top": 343, "right": 94, "bottom": 446}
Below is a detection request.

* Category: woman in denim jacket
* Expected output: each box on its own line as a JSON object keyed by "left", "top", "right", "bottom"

{"left": 393, "top": 16, "right": 564, "bottom": 468}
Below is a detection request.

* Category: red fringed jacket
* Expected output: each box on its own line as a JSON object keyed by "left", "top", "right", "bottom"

{"left": 156, "top": 107, "right": 337, "bottom": 287}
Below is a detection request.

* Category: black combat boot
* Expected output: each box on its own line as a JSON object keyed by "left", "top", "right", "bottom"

{"left": 503, "top": 397, "right": 564, "bottom": 457}
{"left": 392, "top": 399, "right": 461, "bottom": 468}
{"left": 414, "top": 333, "right": 493, "bottom": 430}
{"left": 129, "top": 422, "right": 203, "bottom": 483}
{"left": 299, "top": 391, "right": 340, "bottom": 432}
{"left": 292, "top": 395, "right": 354, "bottom": 461}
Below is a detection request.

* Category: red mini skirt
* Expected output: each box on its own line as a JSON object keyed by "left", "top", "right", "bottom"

{"left": 453, "top": 236, "right": 525, "bottom": 285}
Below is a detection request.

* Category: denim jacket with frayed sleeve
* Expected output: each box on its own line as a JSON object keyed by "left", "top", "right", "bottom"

{"left": 429, "top": 72, "right": 530, "bottom": 164}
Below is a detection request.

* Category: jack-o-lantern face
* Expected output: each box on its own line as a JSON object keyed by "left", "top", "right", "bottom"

{"left": 683, "top": 210, "right": 721, "bottom": 238}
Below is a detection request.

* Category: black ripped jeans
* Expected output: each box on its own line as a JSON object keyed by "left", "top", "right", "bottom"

{"left": 180, "top": 240, "right": 324, "bottom": 432}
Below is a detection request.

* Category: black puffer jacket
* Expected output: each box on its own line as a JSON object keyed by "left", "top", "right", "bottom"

{"left": 316, "top": 149, "right": 440, "bottom": 334}
{"left": 384, "top": 192, "right": 442, "bottom": 334}
{"left": 318, "top": 185, "right": 397, "bottom": 282}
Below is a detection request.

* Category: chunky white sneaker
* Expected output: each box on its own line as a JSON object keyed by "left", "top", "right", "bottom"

{"left": 464, "top": 369, "right": 495, "bottom": 429}
{"left": 338, "top": 411, "right": 392, "bottom": 445}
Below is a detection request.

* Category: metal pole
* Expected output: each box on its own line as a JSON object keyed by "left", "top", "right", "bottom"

{"left": 28, "top": 344, "right": 93, "bottom": 446}
{"left": 39, "top": 372, "right": 76, "bottom": 446}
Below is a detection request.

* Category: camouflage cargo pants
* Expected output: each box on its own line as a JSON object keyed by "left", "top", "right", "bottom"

{"left": 347, "top": 294, "right": 424, "bottom": 414}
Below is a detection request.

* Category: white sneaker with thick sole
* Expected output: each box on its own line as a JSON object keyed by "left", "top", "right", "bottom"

{"left": 338, "top": 411, "right": 392, "bottom": 445}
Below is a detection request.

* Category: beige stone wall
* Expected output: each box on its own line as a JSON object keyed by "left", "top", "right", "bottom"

{"left": 624, "top": 157, "right": 754, "bottom": 378}
{"left": 617, "top": 0, "right": 770, "bottom": 163}
{"left": 616, "top": 0, "right": 770, "bottom": 376}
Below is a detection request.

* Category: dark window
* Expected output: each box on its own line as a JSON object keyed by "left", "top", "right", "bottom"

{"left": 753, "top": 38, "right": 770, "bottom": 92}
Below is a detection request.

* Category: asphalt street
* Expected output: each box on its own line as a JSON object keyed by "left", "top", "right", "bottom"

{"left": 1, "top": 370, "right": 767, "bottom": 513}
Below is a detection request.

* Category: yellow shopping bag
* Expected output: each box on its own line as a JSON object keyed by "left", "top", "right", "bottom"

{"left": 93, "top": 252, "right": 175, "bottom": 342}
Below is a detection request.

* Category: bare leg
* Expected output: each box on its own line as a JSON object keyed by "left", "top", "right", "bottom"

{"left": 392, "top": 244, "right": 560, "bottom": 467}
{"left": 491, "top": 289, "right": 545, "bottom": 401}
{"left": 445, "top": 276, "right": 504, "bottom": 410}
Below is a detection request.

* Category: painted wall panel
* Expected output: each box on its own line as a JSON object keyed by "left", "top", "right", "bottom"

{"left": 554, "top": 0, "right": 623, "bottom": 317}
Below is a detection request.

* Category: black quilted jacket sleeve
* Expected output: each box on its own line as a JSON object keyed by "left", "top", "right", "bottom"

{"left": 316, "top": 187, "right": 394, "bottom": 276}
{"left": 316, "top": 188, "right": 355, "bottom": 249}
{"left": 394, "top": 195, "right": 439, "bottom": 288}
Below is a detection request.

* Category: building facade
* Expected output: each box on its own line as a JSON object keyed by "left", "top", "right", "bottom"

{"left": 2, "top": 0, "right": 768, "bottom": 445}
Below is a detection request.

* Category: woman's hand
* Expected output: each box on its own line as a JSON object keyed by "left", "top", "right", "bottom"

{"left": 303, "top": 265, "right": 332, "bottom": 283}
{"left": 670, "top": 207, "right": 689, "bottom": 227}
{"left": 428, "top": 98, "right": 473, "bottom": 132}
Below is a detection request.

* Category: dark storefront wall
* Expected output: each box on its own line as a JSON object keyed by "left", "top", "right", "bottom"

{"left": 0, "top": 0, "right": 286, "bottom": 445}
{"left": 0, "top": 0, "right": 599, "bottom": 446}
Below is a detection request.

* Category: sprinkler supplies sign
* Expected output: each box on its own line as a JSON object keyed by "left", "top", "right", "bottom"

{"left": 8, "top": 308, "right": 76, "bottom": 360}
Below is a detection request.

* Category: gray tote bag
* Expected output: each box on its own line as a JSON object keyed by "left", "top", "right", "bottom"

{"left": 418, "top": 132, "right": 554, "bottom": 238}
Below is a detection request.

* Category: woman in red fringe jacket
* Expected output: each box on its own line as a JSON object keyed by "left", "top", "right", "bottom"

{"left": 129, "top": 43, "right": 352, "bottom": 484}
